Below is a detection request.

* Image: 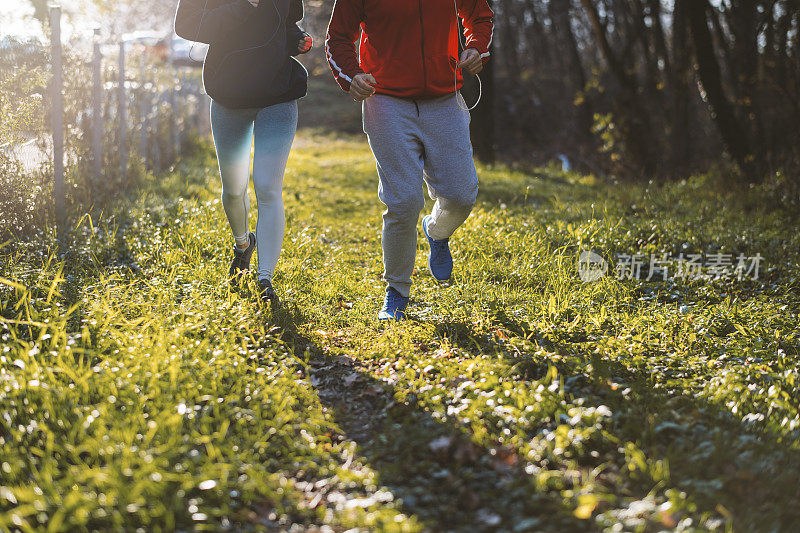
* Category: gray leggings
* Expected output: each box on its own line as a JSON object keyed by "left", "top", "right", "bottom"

{"left": 210, "top": 99, "right": 298, "bottom": 281}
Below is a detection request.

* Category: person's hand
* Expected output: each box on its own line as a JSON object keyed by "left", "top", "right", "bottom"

{"left": 349, "top": 73, "right": 376, "bottom": 102}
{"left": 458, "top": 48, "right": 483, "bottom": 76}
{"left": 298, "top": 33, "right": 312, "bottom": 54}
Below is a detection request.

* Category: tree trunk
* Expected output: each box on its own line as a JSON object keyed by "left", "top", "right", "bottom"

{"left": 549, "top": 0, "right": 593, "bottom": 141}
{"left": 470, "top": 62, "right": 495, "bottom": 163}
{"left": 686, "top": 0, "right": 755, "bottom": 178}
{"left": 468, "top": 2, "right": 495, "bottom": 163}
{"left": 581, "top": 0, "right": 658, "bottom": 174}
{"left": 648, "top": 0, "right": 671, "bottom": 73}
{"left": 669, "top": 0, "right": 692, "bottom": 173}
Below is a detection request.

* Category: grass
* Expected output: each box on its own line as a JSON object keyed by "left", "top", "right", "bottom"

{"left": 1, "top": 82, "right": 800, "bottom": 531}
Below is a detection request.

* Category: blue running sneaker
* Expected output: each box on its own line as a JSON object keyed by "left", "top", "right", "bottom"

{"left": 378, "top": 287, "right": 409, "bottom": 321}
{"left": 422, "top": 215, "right": 453, "bottom": 281}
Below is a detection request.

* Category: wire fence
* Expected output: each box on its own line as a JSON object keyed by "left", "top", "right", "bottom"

{"left": 0, "top": 6, "right": 211, "bottom": 241}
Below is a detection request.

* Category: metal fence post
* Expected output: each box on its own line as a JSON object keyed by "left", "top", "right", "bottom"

{"left": 175, "top": 77, "right": 182, "bottom": 157}
{"left": 118, "top": 41, "right": 127, "bottom": 180}
{"left": 168, "top": 36, "right": 179, "bottom": 161}
{"left": 50, "top": 5, "right": 64, "bottom": 226}
{"left": 153, "top": 90, "right": 161, "bottom": 172}
{"left": 193, "top": 80, "right": 202, "bottom": 134}
{"left": 178, "top": 71, "right": 186, "bottom": 149}
{"left": 203, "top": 92, "right": 211, "bottom": 140}
{"left": 139, "top": 53, "right": 148, "bottom": 167}
{"left": 92, "top": 28, "right": 102, "bottom": 185}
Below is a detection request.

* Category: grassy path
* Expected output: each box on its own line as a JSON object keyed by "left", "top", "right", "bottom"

{"left": 2, "top": 130, "right": 799, "bottom": 531}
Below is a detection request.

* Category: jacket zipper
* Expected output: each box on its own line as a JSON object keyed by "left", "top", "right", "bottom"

{"left": 417, "top": 0, "right": 427, "bottom": 94}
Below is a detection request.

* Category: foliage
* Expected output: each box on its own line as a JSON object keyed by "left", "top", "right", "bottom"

{"left": 0, "top": 156, "right": 50, "bottom": 240}
{"left": 0, "top": 39, "right": 48, "bottom": 145}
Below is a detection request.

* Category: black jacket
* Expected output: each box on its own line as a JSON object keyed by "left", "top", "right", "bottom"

{"left": 174, "top": 0, "right": 308, "bottom": 109}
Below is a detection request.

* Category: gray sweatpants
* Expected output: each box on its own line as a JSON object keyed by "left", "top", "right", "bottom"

{"left": 363, "top": 92, "right": 479, "bottom": 298}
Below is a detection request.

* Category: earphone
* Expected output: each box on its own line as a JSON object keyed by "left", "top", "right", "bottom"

{"left": 187, "top": 0, "right": 283, "bottom": 75}
{"left": 187, "top": 0, "right": 208, "bottom": 64}
{"left": 453, "top": 0, "right": 483, "bottom": 111}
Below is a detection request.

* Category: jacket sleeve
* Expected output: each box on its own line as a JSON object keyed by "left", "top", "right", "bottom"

{"left": 458, "top": 0, "right": 494, "bottom": 63}
{"left": 325, "top": 0, "right": 365, "bottom": 92}
{"left": 286, "top": 0, "right": 307, "bottom": 57}
{"left": 174, "top": 0, "right": 256, "bottom": 45}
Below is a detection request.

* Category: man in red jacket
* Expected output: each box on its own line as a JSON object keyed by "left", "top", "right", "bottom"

{"left": 326, "top": 0, "right": 493, "bottom": 321}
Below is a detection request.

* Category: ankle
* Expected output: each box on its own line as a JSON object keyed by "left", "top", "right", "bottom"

{"left": 234, "top": 233, "right": 250, "bottom": 250}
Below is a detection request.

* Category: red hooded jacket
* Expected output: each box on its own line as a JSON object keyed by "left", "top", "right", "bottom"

{"left": 325, "top": 0, "right": 493, "bottom": 99}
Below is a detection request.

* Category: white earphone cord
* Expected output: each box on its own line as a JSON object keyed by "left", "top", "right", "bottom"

{"left": 188, "top": 0, "right": 209, "bottom": 63}
{"left": 454, "top": 0, "right": 482, "bottom": 111}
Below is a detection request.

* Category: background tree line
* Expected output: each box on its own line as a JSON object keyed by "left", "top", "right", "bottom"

{"left": 297, "top": 0, "right": 800, "bottom": 183}
{"left": 488, "top": 0, "right": 800, "bottom": 182}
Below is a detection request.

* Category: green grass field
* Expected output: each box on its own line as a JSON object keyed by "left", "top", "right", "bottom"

{"left": 2, "top": 84, "right": 800, "bottom": 531}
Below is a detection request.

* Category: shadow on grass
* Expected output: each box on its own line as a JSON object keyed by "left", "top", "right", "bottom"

{"left": 434, "top": 315, "right": 800, "bottom": 531}
{"left": 262, "top": 304, "right": 592, "bottom": 532}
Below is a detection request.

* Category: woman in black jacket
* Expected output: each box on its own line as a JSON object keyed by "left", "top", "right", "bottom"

{"left": 174, "top": 0, "right": 311, "bottom": 305}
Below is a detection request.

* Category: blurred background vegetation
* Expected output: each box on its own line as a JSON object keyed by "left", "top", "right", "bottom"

{"left": 485, "top": 0, "right": 800, "bottom": 184}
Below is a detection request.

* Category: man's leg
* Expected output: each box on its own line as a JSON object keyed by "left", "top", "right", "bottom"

{"left": 419, "top": 94, "right": 479, "bottom": 242}
{"left": 363, "top": 95, "right": 425, "bottom": 298}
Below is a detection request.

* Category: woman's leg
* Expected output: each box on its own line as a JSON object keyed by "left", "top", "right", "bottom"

{"left": 251, "top": 100, "right": 298, "bottom": 281}
{"left": 210, "top": 100, "right": 258, "bottom": 245}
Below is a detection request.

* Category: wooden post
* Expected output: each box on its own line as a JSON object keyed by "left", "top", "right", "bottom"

{"left": 92, "top": 28, "right": 102, "bottom": 184}
{"left": 50, "top": 5, "right": 64, "bottom": 225}
{"left": 118, "top": 41, "right": 127, "bottom": 180}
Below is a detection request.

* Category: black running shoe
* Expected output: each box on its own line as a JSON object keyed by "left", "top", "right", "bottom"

{"left": 229, "top": 232, "right": 256, "bottom": 286}
{"left": 258, "top": 278, "right": 278, "bottom": 307}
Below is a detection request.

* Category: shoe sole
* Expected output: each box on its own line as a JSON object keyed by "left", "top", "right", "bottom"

{"left": 378, "top": 312, "right": 407, "bottom": 321}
